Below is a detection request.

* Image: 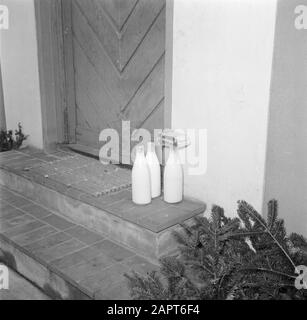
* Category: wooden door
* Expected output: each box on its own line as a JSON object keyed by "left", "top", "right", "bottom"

{"left": 62, "top": 0, "right": 166, "bottom": 160}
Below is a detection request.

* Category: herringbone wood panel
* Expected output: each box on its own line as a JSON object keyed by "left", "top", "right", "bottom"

{"left": 66, "top": 0, "right": 165, "bottom": 156}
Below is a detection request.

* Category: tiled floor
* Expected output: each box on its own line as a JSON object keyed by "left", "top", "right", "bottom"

{"left": 0, "top": 185, "right": 158, "bottom": 299}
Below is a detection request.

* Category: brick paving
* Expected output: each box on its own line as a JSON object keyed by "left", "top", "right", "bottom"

{"left": 0, "top": 185, "right": 158, "bottom": 299}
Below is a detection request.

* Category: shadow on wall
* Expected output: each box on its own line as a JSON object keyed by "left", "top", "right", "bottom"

{"left": 263, "top": 0, "right": 307, "bottom": 235}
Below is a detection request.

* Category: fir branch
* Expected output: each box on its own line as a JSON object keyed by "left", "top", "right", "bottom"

{"left": 239, "top": 267, "right": 296, "bottom": 280}
{"left": 239, "top": 201, "right": 296, "bottom": 270}
{"left": 126, "top": 200, "right": 307, "bottom": 300}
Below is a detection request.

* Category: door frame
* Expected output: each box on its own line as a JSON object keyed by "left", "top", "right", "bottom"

{"left": 61, "top": 0, "right": 77, "bottom": 144}
{"left": 34, "top": 0, "right": 173, "bottom": 152}
{"left": 0, "top": 62, "right": 6, "bottom": 131}
{"left": 34, "top": 0, "right": 76, "bottom": 150}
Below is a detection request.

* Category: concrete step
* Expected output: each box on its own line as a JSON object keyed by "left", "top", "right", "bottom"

{"left": 0, "top": 266, "right": 50, "bottom": 300}
{"left": 0, "top": 185, "right": 159, "bottom": 300}
{"left": 0, "top": 149, "right": 206, "bottom": 260}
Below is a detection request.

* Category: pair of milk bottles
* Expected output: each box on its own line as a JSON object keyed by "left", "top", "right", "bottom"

{"left": 132, "top": 142, "right": 183, "bottom": 204}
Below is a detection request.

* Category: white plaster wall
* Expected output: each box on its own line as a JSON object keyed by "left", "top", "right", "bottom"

{"left": 169, "top": 0, "right": 277, "bottom": 216}
{"left": 0, "top": 0, "right": 43, "bottom": 149}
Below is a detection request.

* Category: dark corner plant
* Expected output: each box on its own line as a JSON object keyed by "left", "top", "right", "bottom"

{"left": 125, "top": 200, "right": 307, "bottom": 300}
{"left": 0, "top": 123, "right": 28, "bottom": 152}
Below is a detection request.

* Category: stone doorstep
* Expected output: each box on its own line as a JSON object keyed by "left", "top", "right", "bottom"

{"left": 0, "top": 167, "right": 205, "bottom": 260}
{"left": 0, "top": 149, "right": 205, "bottom": 233}
{"left": 0, "top": 150, "right": 206, "bottom": 259}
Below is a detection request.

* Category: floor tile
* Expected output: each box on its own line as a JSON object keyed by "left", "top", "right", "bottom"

{"left": 21, "top": 203, "right": 53, "bottom": 219}
{"left": 91, "top": 239, "right": 135, "bottom": 262}
{"left": 65, "top": 253, "right": 116, "bottom": 283}
{"left": 41, "top": 214, "right": 76, "bottom": 230}
{"left": 0, "top": 206, "right": 24, "bottom": 220}
{"left": 122, "top": 199, "right": 169, "bottom": 222}
{"left": 37, "top": 238, "right": 86, "bottom": 263}
{"left": 138, "top": 206, "right": 190, "bottom": 231}
{"left": 79, "top": 263, "right": 128, "bottom": 293}
{"left": 0, "top": 214, "right": 35, "bottom": 232}
{"left": 4, "top": 195, "right": 33, "bottom": 208}
{"left": 105, "top": 199, "right": 137, "bottom": 218}
{"left": 13, "top": 158, "right": 44, "bottom": 170}
{"left": 32, "top": 153, "right": 59, "bottom": 162}
{"left": 122, "top": 255, "right": 159, "bottom": 276}
{"left": 12, "top": 225, "right": 58, "bottom": 246}
{"left": 0, "top": 190, "right": 18, "bottom": 201}
{"left": 64, "top": 225, "right": 104, "bottom": 245}
{"left": 2, "top": 220, "right": 45, "bottom": 238}
{"left": 0, "top": 156, "right": 33, "bottom": 168}
{"left": 50, "top": 244, "right": 103, "bottom": 270}
{"left": 24, "top": 232, "right": 72, "bottom": 253}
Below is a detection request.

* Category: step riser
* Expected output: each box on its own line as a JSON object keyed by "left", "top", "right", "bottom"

{"left": 0, "top": 168, "right": 184, "bottom": 260}
{"left": 0, "top": 234, "right": 92, "bottom": 300}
